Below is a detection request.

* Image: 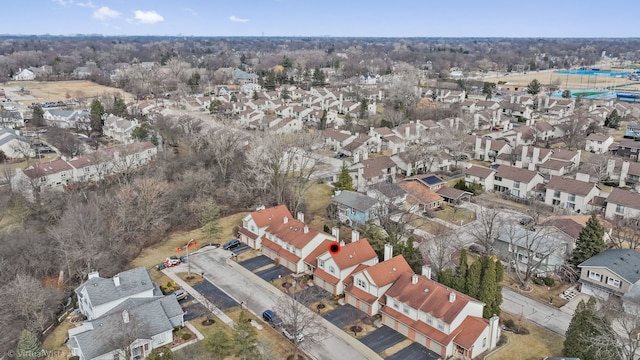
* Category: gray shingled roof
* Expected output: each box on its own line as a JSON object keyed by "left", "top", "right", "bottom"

{"left": 579, "top": 249, "right": 640, "bottom": 284}
{"left": 75, "top": 267, "right": 155, "bottom": 307}
{"left": 332, "top": 190, "right": 379, "bottom": 211}
{"left": 72, "top": 296, "right": 180, "bottom": 359}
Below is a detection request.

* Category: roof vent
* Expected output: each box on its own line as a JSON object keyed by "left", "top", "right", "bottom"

{"left": 349, "top": 254, "right": 353, "bottom": 259}
{"left": 424, "top": 288, "right": 429, "bottom": 293}
{"left": 392, "top": 267, "right": 397, "bottom": 272}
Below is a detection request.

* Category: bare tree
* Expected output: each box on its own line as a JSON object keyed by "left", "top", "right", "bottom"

{"left": 561, "top": 116, "right": 589, "bottom": 150}
{"left": 587, "top": 299, "right": 640, "bottom": 360}
{"left": 465, "top": 202, "right": 502, "bottom": 254}
{"left": 274, "top": 288, "right": 328, "bottom": 360}
{"left": 580, "top": 153, "right": 614, "bottom": 182}
{"left": 609, "top": 218, "right": 640, "bottom": 250}
{"left": 422, "top": 227, "right": 463, "bottom": 274}
{"left": 382, "top": 108, "right": 406, "bottom": 128}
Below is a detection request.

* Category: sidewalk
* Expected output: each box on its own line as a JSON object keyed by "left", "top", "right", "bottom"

{"left": 162, "top": 268, "right": 235, "bottom": 326}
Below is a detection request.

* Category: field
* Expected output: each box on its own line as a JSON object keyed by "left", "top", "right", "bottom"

{"left": 2, "top": 80, "right": 135, "bottom": 105}
{"left": 482, "top": 69, "right": 640, "bottom": 92}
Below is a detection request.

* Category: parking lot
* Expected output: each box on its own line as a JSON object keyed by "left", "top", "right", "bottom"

{"left": 239, "top": 255, "right": 274, "bottom": 271}
{"left": 255, "top": 264, "right": 293, "bottom": 281}
{"left": 322, "top": 304, "right": 366, "bottom": 329}
{"left": 385, "top": 342, "right": 441, "bottom": 360}
{"left": 191, "top": 280, "right": 239, "bottom": 310}
{"left": 359, "top": 325, "right": 406, "bottom": 353}
{"left": 230, "top": 243, "right": 251, "bottom": 255}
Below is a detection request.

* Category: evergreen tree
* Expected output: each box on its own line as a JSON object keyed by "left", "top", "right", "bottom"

{"left": 466, "top": 259, "right": 482, "bottom": 299}
{"left": 131, "top": 124, "right": 149, "bottom": 141}
{"left": 563, "top": 298, "right": 599, "bottom": 360}
{"left": 232, "top": 311, "right": 259, "bottom": 360}
{"left": 478, "top": 257, "right": 498, "bottom": 318}
{"left": 16, "top": 330, "right": 44, "bottom": 360}
{"left": 204, "top": 326, "right": 232, "bottom": 360}
{"left": 209, "top": 99, "right": 222, "bottom": 114}
{"left": 199, "top": 200, "right": 221, "bottom": 241}
{"left": 436, "top": 268, "right": 455, "bottom": 286}
{"left": 312, "top": 67, "right": 326, "bottom": 86}
{"left": 394, "top": 237, "right": 423, "bottom": 274}
{"left": 230, "top": 93, "right": 238, "bottom": 103}
{"left": 359, "top": 98, "right": 368, "bottom": 118}
{"left": 89, "top": 99, "right": 105, "bottom": 133}
{"left": 562, "top": 89, "right": 572, "bottom": 98}
{"left": 605, "top": 109, "right": 621, "bottom": 129}
{"left": 570, "top": 214, "right": 605, "bottom": 268}
{"left": 453, "top": 249, "right": 468, "bottom": 292}
{"left": 252, "top": 91, "right": 258, "bottom": 101}
{"left": 493, "top": 259, "right": 504, "bottom": 315}
{"left": 111, "top": 97, "right": 128, "bottom": 118}
{"left": 334, "top": 165, "right": 354, "bottom": 191}
{"left": 280, "top": 87, "right": 290, "bottom": 100}
{"left": 31, "top": 105, "right": 45, "bottom": 127}
{"left": 526, "top": 79, "right": 541, "bottom": 95}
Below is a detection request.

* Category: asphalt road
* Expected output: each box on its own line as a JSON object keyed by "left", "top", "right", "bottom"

{"left": 500, "top": 287, "right": 571, "bottom": 335}
{"left": 186, "top": 248, "right": 380, "bottom": 360}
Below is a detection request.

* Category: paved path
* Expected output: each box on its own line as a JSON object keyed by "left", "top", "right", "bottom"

{"left": 181, "top": 247, "right": 382, "bottom": 360}
{"left": 500, "top": 287, "right": 572, "bottom": 335}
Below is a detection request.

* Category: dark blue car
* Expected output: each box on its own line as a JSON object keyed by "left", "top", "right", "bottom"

{"left": 222, "top": 239, "right": 241, "bottom": 250}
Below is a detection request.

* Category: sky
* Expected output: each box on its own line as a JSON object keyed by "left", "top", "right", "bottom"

{"left": 1, "top": 0, "right": 639, "bottom": 38}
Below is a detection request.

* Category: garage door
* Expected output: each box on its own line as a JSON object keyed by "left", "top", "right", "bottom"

{"left": 430, "top": 341, "right": 442, "bottom": 356}
{"left": 414, "top": 332, "right": 427, "bottom": 345}
{"left": 359, "top": 301, "right": 369, "bottom": 313}
{"left": 346, "top": 293, "right": 357, "bottom": 308}
{"left": 397, "top": 323, "right": 409, "bottom": 336}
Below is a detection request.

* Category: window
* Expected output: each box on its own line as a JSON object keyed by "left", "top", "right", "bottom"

{"left": 568, "top": 194, "right": 576, "bottom": 202}
{"left": 426, "top": 314, "right": 433, "bottom": 325}
{"left": 402, "top": 304, "right": 410, "bottom": 315}
{"left": 356, "top": 278, "right": 366, "bottom": 288}
{"left": 607, "top": 277, "right": 621, "bottom": 288}
{"left": 329, "top": 266, "right": 335, "bottom": 274}
{"left": 40, "top": 177, "right": 46, "bottom": 182}
{"left": 393, "top": 300, "right": 399, "bottom": 309}
{"left": 494, "top": 175, "right": 503, "bottom": 181}
{"left": 482, "top": 337, "right": 487, "bottom": 347}
{"left": 437, "top": 320, "right": 444, "bottom": 331}
{"left": 511, "top": 189, "right": 520, "bottom": 197}
{"left": 616, "top": 204, "right": 625, "bottom": 214}
{"left": 552, "top": 199, "right": 561, "bottom": 206}
{"left": 567, "top": 202, "right": 575, "bottom": 210}
{"left": 553, "top": 190, "right": 561, "bottom": 198}
{"left": 144, "top": 344, "right": 149, "bottom": 351}
{"left": 513, "top": 181, "right": 521, "bottom": 189}
{"left": 588, "top": 271, "right": 602, "bottom": 281}
{"left": 319, "top": 260, "right": 324, "bottom": 268}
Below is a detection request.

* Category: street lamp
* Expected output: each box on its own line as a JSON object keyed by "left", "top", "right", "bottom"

{"left": 186, "top": 238, "right": 197, "bottom": 278}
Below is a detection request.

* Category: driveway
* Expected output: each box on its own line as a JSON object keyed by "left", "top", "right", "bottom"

{"left": 239, "top": 255, "right": 274, "bottom": 271}
{"left": 231, "top": 243, "right": 252, "bottom": 255}
{"left": 182, "top": 302, "right": 208, "bottom": 321}
{"left": 185, "top": 248, "right": 378, "bottom": 360}
{"left": 191, "top": 280, "right": 239, "bottom": 310}
{"left": 501, "top": 287, "right": 571, "bottom": 335}
{"left": 359, "top": 326, "right": 406, "bottom": 353}
{"left": 255, "top": 265, "right": 293, "bottom": 282}
{"left": 385, "top": 343, "right": 441, "bottom": 360}
{"left": 322, "top": 304, "right": 366, "bottom": 329}
{"left": 295, "top": 285, "right": 332, "bottom": 306}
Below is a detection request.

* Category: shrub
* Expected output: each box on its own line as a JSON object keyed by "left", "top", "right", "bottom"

{"left": 181, "top": 333, "right": 192, "bottom": 341}
{"left": 70, "top": 357, "right": 80, "bottom": 360}
{"left": 533, "top": 277, "right": 545, "bottom": 286}
{"left": 543, "top": 277, "right": 555, "bottom": 287}
{"left": 503, "top": 319, "right": 515, "bottom": 329}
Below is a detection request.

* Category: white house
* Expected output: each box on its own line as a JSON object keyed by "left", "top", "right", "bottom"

{"left": 0, "top": 128, "right": 35, "bottom": 159}
{"left": 544, "top": 176, "right": 599, "bottom": 213}
{"left": 585, "top": 134, "right": 614, "bottom": 154}
{"left": 604, "top": 188, "right": 640, "bottom": 220}
{"left": 0, "top": 110, "right": 25, "bottom": 128}
{"left": 103, "top": 114, "right": 139, "bottom": 144}
{"left": 44, "top": 109, "right": 91, "bottom": 130}
{"left": 493, "top": 164, "right": 544, "bottom": 198}
{"left": 13, "top": 68, "right": 36, "bottom": 81}
{"left": 464, "top": 165, "right": 496, "bottom": 191}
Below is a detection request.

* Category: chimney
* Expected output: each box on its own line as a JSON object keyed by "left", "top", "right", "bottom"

{"left": 532, "top": 146, "right": 540, "bottom": 165}
{"left": 484, "top": 139, "right": 491, "bottom": 161}
{"left": 520, "top": 145, "right": 527, "bottom": 166}
{"left": 621, "top": 161, "right": 630, "bottom": 187}
{"left": 421, "top": 264, "right": 431, "bottom": 279}
{"left": 449, "top": 292, "right": 456, "bottom": 303}
{"left": 353, "top": 151, "right": 360, "bottom": 164}
{"left": 351, "top": 229, "right": 360, "bottom": 242}
{"left": 489, "top": 314, "right": 500, "bottom": 349}
{"left": 303, "top": 225, "right": 309, "bottom": 234}
{"left": 362, "top": 151, "right": 368, "bottom": 161}
{"left": 475, "top": 136, "right": 481, "bottom": 158}
{"left": 122, "top": 310, "right": 130, "bottom": 324}
{"left": 113, "top": 274, "right": 120, "bottom": 287}
{"left": 384, "top": 243, "right": 393, "bottom": 261}
{"left": 88, "top": 271, "right": 99, "bottom": 279}
{"left": 283, "top": 216, "right": 288, "bottom": 224}
{"left": 340, "top": 240, "right": 345, "bottom": 246}
{"left": 405, "top": 126, "right": 410, "bottom": 139}
{"left": 411, "top": 274, "right": 419, "bottom": 285}
{"left": 331, "top": 226, "right": 340, "bottom": 240}
{"left": 296, "top": 211, "right": 305, "bottom": 223}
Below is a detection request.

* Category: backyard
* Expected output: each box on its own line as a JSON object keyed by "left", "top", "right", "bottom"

{"left": 434, "top": 204, "right": 476, "bottom": 226}
{"left": 487, "top": 312, "right": 564, "bottom": 360}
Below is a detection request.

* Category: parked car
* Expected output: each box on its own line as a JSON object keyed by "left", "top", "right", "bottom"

{"left": 282, "top": 325, "right": 304, "bottom": 342}
{"left": 519, "top": 216, "right": 534, "bottom": 226}
{"left": 172, "top": 289, "right": 188, "bottom": 301}
{"left": 262, "top": 310, "right": 283, "bottom": 328}
{"left": 222, "top": 239, "right": 241, "bottom": 250}
{"left": 179, "top": 255, "right": 188, "bottom": 263}
{"left": 164, "top": 258, "right": 181, "bottom": 267}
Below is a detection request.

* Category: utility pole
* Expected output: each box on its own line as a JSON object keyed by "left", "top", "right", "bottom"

{"left": 186, "top": 238, "right": 196, "bottom": 278}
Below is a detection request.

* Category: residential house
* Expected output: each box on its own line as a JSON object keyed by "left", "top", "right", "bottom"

{"left": 332, "top": 190, "right": 382, "bottom": 226}
{"left": 0, "top": 128, "right": 34, "bottom": 159}
{"left": 492, "top": 164, "right": 544, "bottom": 198}
{"left": 619, "top": 161, "right": 640, "bottom": 190}
{"left": 624, "top": 123, "right": 640, "bottom": 140}
{"left": 43, "top": 109, "right": 91, "bottom": 130}
{"left": 585, "top": 134, "right": 614, "bottom": 154}
{"left": 0, "top": 110, "right": 25, "bottom": 128}
{"left": 381, "top": 272, "right": 501, "bottom": 359}
{"left": 463, "top": 166, "right": 496, "bottom": 191}
{"left": 548, "top": 149, "right": 581, "bottom": 173}
{"left": 604, "top": 188, "right": 640, "bottom": 219}
{"left": 473, "top": 137, "right": 511, "bottom": 162}
{"left": 313, "top": 236, "right": 379, "bottom": 294}
{"left": 344, "top": 251, "right": 413, "bottom": 316}
{"left": 578, "top": 249, "right": 640, "bottom": 300}
{"left": 538, "top": 159, "right": 573, "bottom": 178}
{"left": 366, "top": 183, "right": 407, "bottom": 208}
{"left": 323, "top": 128, "right": 354, "bottom": 152}
{"left": 495, "top": 145, "right": 552, "bottom": 171}
{"left": 613, "top": 139, "right": 640, "bottom": 160}
{"left": 232, "top": 68, "right": 259, "bottom": 85}
{"left": 534, "top": 121, "right": 555, "bottom": 141}
{"left": 398, "top": 179, "right": 444, "bottom": 211}
{"left": 436, "top": 187, "right": 473, "bottom": 204}
{"left": 350, "top": 155, "right": 397, "bottom": 191}
{"left": 544, "top": 176, "right": 599, "bottom": 213}
{"left": 13, "top": 68, "right": 35, "bottom": 81}
{"left": 69, "top": 268, "right": 183, "bottom": 360}
{"left": 103, "top": 115, "right": 139, "bottom": 144}
{"left": 493, "top": 225, "right": 574, "bottom": 275}
{"left": 238, "top": 205, "right": 335, "bottom": 273}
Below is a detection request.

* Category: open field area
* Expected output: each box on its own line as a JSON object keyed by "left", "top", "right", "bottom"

{"left": 2, "top": 80, "right": 134, "bottom": 104}
{"left": 487, "top": 313, "right": 564, "bottom": 360}
{"left": 483, "top": 69, "right": 640, "bottom": 91}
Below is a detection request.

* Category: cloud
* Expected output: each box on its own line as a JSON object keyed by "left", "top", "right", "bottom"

{"left": 134, "top": 10, "right": 164, "bottom": 24}
{"left": 76, "top": 1, "right": 96, "bottom": 8}
{"left": 52, "top": 0, "right": 74, "bottom": 5}
{"left": 93, "top": 6, "right": 120, "bottom": 20}
{"left": 229, "top": 15, "right": 249, "bottom": 23}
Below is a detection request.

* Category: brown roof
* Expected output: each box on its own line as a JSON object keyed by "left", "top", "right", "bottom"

{"left": 453, "top": 316, "right": 491, "bottom": 349}
{"left": 436, "top": 186, "right": 472, "bottom": 200}
{"left": 586, "top": 133, "right": 610, "bottom": 141}
{"left": 361, "top": 156, "right": 396, "bottom": 179}
{"left": 323, "top": 128, "right": 352, "bottom": 142}
{"left": 373, "top": 127, "right": 394, "bottom": 137}
{"left": 464, "top": 166, "right": 495, "bottom": 179}
{"left": 535, "top": 121, "right": 554, "bottom": 132}
{"left": 344, "top": 282, "right": 378, "bottom": 304}
{"left": 546, "top": 176, "right": 596, "bottom": 196}
{"left": 304, "top": 239, "right": 334, "bottom": 268}
{"left": 314, "top": 267, "right": 340, "bottom": 285}
{"left": 539, "top": 159, "right": 571, "bottom": 171}
{"left": 606, "top": 188, "right": 640, "bottom": 210}
{"left": 551, "top": 149, "right": 578, "bottom": 161}
{"left": 399, "top": 180, "right": 444, "bottom": 205}
{"left": 514, "top": 145, "right": 552, "bottom": 159}
{"left": 363, "top": 255, "right": 412, "bottom": 287}
{"left": 495, "top": 164, "right": 539, "bottom": 183}
{"left": 541, "top": 218, "right": 585, "bottom": 239}
{"left": 327, "top": 239, "right": 378, "bottom": 270}
{"left": 261, "top": 238, "right": 301, "bottom": 263}
{"left": 250, "top": 205, "right": 293, "bottom": 228}
{"left": 22, "top": 159, "right": 73, "bottom": 179}
{"left": 627, "top": 161, "right": 640, "bottom": 176}
{"left": 266, "top": 217, "right": 326, "bottom": 249}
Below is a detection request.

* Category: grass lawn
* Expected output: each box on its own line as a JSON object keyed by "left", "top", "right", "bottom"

{"left": 435, "top": 205, "right": 476, "bottom": 226}
{"left": 42, "top": 319, "right": 74, "bottom": 359}
{"left": 502, "top": 272, "right": 570, "bottom": 308}
{"left": 409, "top": 216, "right": 451, "bottom": 235}
{"left": 304, "top": 182, "right": 333, "bottom": 230}
{"left": 487, "top": 313, "right": 564, "bottom": 360}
